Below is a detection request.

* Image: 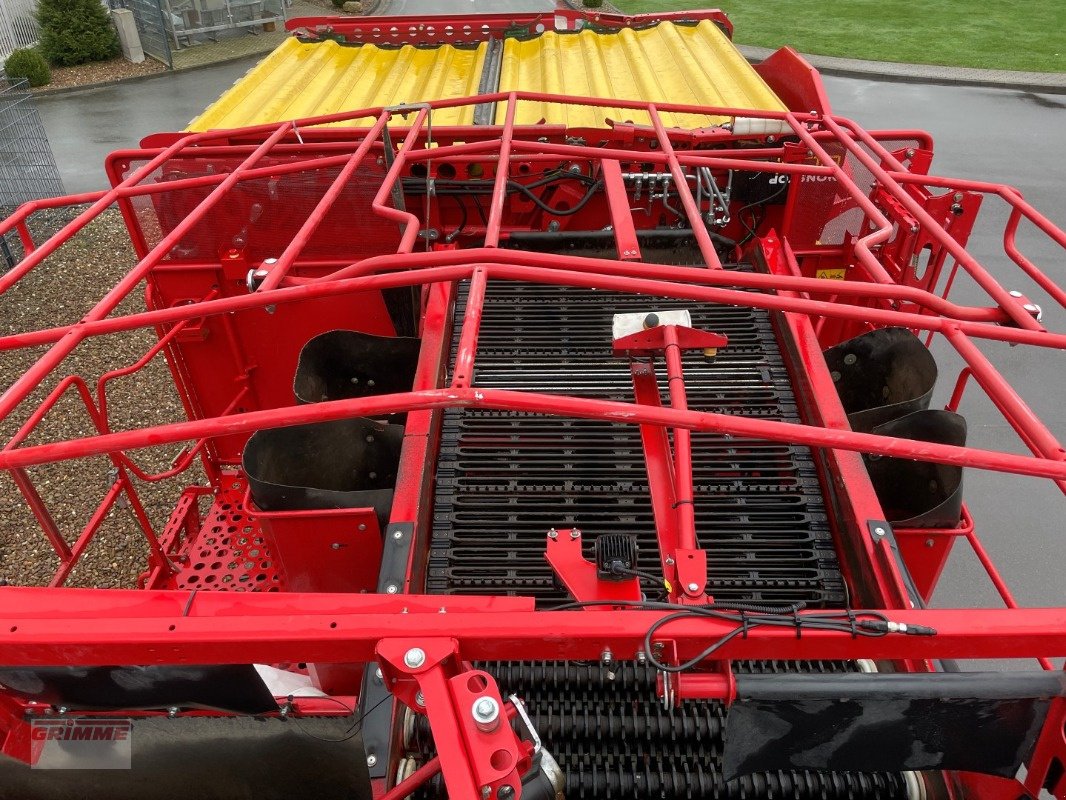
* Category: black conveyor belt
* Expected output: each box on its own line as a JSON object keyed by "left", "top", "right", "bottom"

{"left": 421, "top": 273, "right": 907, "bottom": 799}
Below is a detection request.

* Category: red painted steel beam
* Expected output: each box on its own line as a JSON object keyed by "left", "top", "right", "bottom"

{"left": 600, "top": 158, "right": 641, "bottom": 261}
{"left": 0, "top": 591, "right": 1063, "bottom": 665}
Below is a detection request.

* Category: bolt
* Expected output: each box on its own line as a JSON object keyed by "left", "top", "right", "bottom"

{"left": 873, "top": 526, "right": 886, "bottom": 536}
{"left": 57, "top": 706, "right": 68, "bottom": 715}
{"left": 569, "top": 529, "right": 580, "bottom": 540}
{"left": 481, "top": 787, "right": 492, "bottom": 799}
{"left": 665, "top": 557, "right": 675, "bottom": 566}
{"left": 642, "top": 312, "right": 660, "bottom": 329}
{"left": 358, "top": 524, "right": 367, "bottom": 531}
{"left": 386, "top": 584, "right": 399, "bottom": 594}
{"left": 472, "top": 696, "right": 501, "bottom": 732}
{"left": 635, "top": 650, "right": 647, "bottom": 665}
{"left": 925, "top": 539, "right": 935, "bottom": 548}
{"left": 415, "top": 691, "right": 425, "bottom": 707}
{"left": 1009, "top": 290, "right": 1023, "bottom": 297}
{"left": 393, "top": 530, "right": 404, "bottom": 540}
{"left": 404, "top": 647, "right": 426, "bottom": 669}
{"left": 547, "top": 528, "right": 558, "bottom": 539}
{"left": 331, "top": 542, "right": 341, "bottom": 550}
{"left": 906, "top": 148, "right": 915, "bottom": 158}
{"left": 600, "top": 648, "right": 613, "bottom": 666}
{"left": 367, "top": 754, "right": 378, "bottom": 768}
{"left": 687, "top": 582, "right": 699, "bottom": 593}
{"left": 375, "top": 667, "right": 384, "bottom": 683}
{"left": 499, "top": 786, "right": 515, "bottom": 800}
{"left": 168, "top": 707, "right": 179, "bottom": 718}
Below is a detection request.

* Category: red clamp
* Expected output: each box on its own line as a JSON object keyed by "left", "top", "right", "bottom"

{"left": 377, "top": 638, "right": 532, "bottom": 800}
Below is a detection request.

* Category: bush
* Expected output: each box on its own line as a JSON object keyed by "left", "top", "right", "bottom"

{"left": 582, "top": 0, "right": 604, "bottom": 7}
{"left": 4, "top": 47, "right": 51, "bottom": 87}
{"left": 37, "top": 0, "right": 120, "bottom": 67}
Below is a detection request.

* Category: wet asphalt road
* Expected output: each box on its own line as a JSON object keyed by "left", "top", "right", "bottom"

{"left": 31, "top": 56, "right": 1066, "bottom": 627}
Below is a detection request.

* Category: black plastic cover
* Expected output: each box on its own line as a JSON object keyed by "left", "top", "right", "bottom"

{"left": 724, "top": 671, "right": 1064, "bottom": 780}
{"left": 243, "top": 417, "right": 404, "bottom": 530}
{"left": 823, "top": 327, "right": 937, "bottom": 432}
{"left": 0, "top": 665, "right": 277, "bottom": 714}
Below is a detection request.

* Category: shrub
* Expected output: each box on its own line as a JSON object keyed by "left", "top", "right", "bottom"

{"left": 4, "top": 47, "right": 51, "bottom": 87}
{"left": 37, "top": 0, "right": 120, "bottom": 67}
{"left": 582, "top": 0, "right": 604, "bottom": 7}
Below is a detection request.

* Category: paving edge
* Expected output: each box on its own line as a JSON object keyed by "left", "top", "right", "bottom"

{"left": 30, "top": 52, "right": 267, "bottom": 98}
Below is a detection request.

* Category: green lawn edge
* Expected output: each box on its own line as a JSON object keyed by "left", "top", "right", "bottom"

{"left": 609, "top": 0, "right": 1066, "bottom": 73}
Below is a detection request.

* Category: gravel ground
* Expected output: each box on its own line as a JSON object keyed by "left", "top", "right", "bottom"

{"left": 34, "top": 57, "right": 168, "bottom": 95}
{"left": 0, "top": 207, "right": 198, "bottom": 589}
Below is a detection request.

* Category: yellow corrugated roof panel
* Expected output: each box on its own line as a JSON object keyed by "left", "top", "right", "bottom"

{"left": 187, "top": 37, "right": 485, "bottom": 131}
{"left": 496, "top": 21, "right": 786, "bottom": 128}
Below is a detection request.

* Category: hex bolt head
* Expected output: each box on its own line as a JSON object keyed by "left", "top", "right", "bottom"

{"left": 385, "top": 584, "right": 399, "bottom": 594}
{"left": 471, "top": 696, "right": 501, "bottom": 732}
{"left": 415, "top": 691, "right": 425, "bottom": 707}
{"left": 687, "top": 582, "right": 699, "bottom": 593}
{"left": 498, "top": 786, "right": 515, "bottom": 800}
{"left": 393, "top": 530, "right": 404, "bottom": 540}
{"left": 404, "top": 647, "right": 426, "bottom": 669}
{"left": 367, "top": 754, "right": 378, "bottom": 768}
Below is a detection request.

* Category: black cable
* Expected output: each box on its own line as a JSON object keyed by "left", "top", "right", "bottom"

{"left": 541, "top": 598, "right": 932, "bottom": 673}
{"left": 444, "top": 193, "right": 468, "bottom": 243}
{"left": 736, "top": 182, "right": 789, "bottom": 246}
{"left": 508, "top": 178, "right": 603, "bottom": 217}
{"left": 471, "top": 193, "right": 488, "bottom": 226}
{"left": 287, "top": 692, "right": 391, "bottom": 744}
{"left": 613, "top": 565, "right": 669, "bottom": 588}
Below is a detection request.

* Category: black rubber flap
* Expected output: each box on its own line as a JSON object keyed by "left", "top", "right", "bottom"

{"left": 0, "top": 665, "right": 276, "bottom": 714}
{"left": 294, "top": 330, "right": 419, "bottom": 406}
{"left": 865, "top": 409, "right": 967, "bottom": 527}
{"left": 0, "top": 716, "right": 371, "bottom": 800}
{"left": 724, "top": 671, "right": 1064, "bottom": 779}
{"left": 824, "top": 327, "right": 937, "bottom": 432}
{"left": 243, "top": 417, "right": 404, "bottom": 529}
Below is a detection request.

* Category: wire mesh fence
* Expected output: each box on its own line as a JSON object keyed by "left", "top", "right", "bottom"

{"left": 107, "top": 0, "right": 172, "bottom": 67}
{"left": 0, "top": 78, "right": 65, "bottom": 269}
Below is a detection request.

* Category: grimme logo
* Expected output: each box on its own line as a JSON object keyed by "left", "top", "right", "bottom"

{"left": 29, "top": 719, "right": 132, "bottom": 769}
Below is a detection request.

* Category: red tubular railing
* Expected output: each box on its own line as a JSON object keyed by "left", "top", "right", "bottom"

{"left": 0, "top": 90, "right": 1064, "bottom": 662}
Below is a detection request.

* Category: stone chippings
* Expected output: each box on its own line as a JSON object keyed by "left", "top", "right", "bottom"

{"left": 0, "top": 206, "right": 201, "bottom": 589}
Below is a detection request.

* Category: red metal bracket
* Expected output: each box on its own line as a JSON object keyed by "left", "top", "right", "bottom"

{"left": 612, "top": 323, "right": 728, "bottom": 358}
{"left": 545, "top": 528, "right": 642, "bottom": 606}
{"left": 377, "top": 638, "right": 532, "bottom": 799}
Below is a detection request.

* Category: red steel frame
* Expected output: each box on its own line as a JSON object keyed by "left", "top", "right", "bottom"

{"left": 1, "top": 86, "right": 1066, "bottom": 797}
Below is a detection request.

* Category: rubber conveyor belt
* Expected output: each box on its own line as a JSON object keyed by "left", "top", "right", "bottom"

{"left": 421, "top": 269, "right": 907, "bottom": 799}
{"left": 429, "top": 274, "right": 845, "bottom": 606}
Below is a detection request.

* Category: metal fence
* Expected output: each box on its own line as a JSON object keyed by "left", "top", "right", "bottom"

{"left": 0, "top": 79, "right": 64, "bottom": 268}
{"left": 0, "top": 0, "right": 39, "bottom": 62}
{"left": 109, "top": 0, "right": 173, "bottom": 67}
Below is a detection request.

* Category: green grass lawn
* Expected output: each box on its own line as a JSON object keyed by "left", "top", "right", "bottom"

{"left": 608, "top": 0, "right": 1066, "bottom": 72}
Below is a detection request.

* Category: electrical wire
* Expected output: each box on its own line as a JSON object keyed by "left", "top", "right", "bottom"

{"left": 544, "top": 598, "right": 935, "bottom": 673}
{"left": 287, "top": 692, "right": 392, "bottom": 744}
{"left": 736, "top": 182, "right": 789, "bottom": 246}
{"left": 444, "top": 193, "right": 468, "bottom": 243}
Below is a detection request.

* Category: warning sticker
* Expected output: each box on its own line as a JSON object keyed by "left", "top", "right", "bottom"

{"left": 815, "top": 268, "right": 847, "bottom": 281}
